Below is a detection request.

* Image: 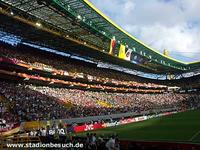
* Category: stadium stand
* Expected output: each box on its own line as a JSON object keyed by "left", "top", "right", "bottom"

{"left": 0, "top": 42, "right": 200, "bottom": 137}
{"left": 0, "top": 81, "right": 200, "bottom": 124}
{"left": 0, "top": 43, "right": 167, "bottom": 91}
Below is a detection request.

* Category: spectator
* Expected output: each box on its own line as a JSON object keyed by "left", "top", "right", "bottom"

{"left": 106, "top": 135, "right": 116, "bottom": 150}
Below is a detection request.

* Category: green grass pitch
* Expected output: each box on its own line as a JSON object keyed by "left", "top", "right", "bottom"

{"left": 76, "top": 109, "right": 200, "bottom": 143}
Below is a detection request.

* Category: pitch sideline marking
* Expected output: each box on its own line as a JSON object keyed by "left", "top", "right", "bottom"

{"left": 189, "top": 130, "right": 200, "bottom": 141}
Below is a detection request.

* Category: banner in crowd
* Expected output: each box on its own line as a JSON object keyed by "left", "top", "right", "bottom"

{"left": 43, "top": 66, "right": 53, "bottom": 72}
{"left": 73, "top": 123, "right": 103, "bottom": 133}
{"left": 23, "top": 121, "right": 46, "bottom": 130}
{"left": 125, "top": 48, "right": 133, "bottom": 61}
{"left": 96, "top": 100, "right": 112, "bottom": 108}
{"left": 0, "top": 119, "right": 20, "bottom": 136}
{"left": 0, "top": 119, "right": 13, "bottom": 132}
{"left": 109, "top": 39, "right": 116, "bottom": 55}
{"left": 71, "top": 111, "right": 178, "bottom": 133}
{"left": 63, "top": 71, "right": 69, "bottom": 76}
{"left": 119, "top": 118, "right": 136, "bottom": 125}
{"left": 102, "top": 121, "right": 119, "bottom": 127}
{"left": 1, "top": 126, "right": 20, "bottom": 136}
{"left": 77, "top": 73, "right": 84, "bottom": 78}
{"left": 0, "top": 57, "right": 18, "bottom": 64}
{"left": 118, "top": 44, "right": 126, "bottom": 59}
{"left": 87, "top": 75, "right": 93, "bottom": 81}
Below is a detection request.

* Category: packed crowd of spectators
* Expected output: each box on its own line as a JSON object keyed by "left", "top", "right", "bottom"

{"left": 0, "top": 96, "right": 18, "bottom": 125}
{"left": 0, "top": 81, "right": 200, "bottom": 125}
{"left": 0, "top": 44, "right": 166, "bottom": 89}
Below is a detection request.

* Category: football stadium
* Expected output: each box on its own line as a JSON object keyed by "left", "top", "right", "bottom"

{"left": 0, "top": 0, "right": 200, "bottom": 149}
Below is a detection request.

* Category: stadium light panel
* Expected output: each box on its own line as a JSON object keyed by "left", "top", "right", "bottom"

{"left": 67, "top": 5, "right": 70, "bottom": 10}
{"left": 36, "top": 22, "right": 42, "bottom": 27}
{"left": 77, "top": 15, "right": 82, "bottom": 20}
{"left": 82, "top": 17, "right": 86, "bottom": 22}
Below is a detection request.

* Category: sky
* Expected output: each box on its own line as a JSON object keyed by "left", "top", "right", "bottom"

{"left": 89, "top": 0, "right": 200, "bottom": 62}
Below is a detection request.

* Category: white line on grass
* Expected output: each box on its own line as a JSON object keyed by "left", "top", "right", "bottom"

{"left": 189, "top": 130, "right": 200, "bottom": 141}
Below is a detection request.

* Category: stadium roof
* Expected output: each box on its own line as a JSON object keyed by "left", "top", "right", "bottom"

{"left": 0, "top": 0, "right": 200, "bottom": 75}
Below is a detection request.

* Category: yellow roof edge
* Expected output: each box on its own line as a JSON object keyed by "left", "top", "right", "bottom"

{"left": 84, "top": 0, "right": 200, "bottom": 66}
{"left": 188, "top": 60, "right": 200, "bottom": 65}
